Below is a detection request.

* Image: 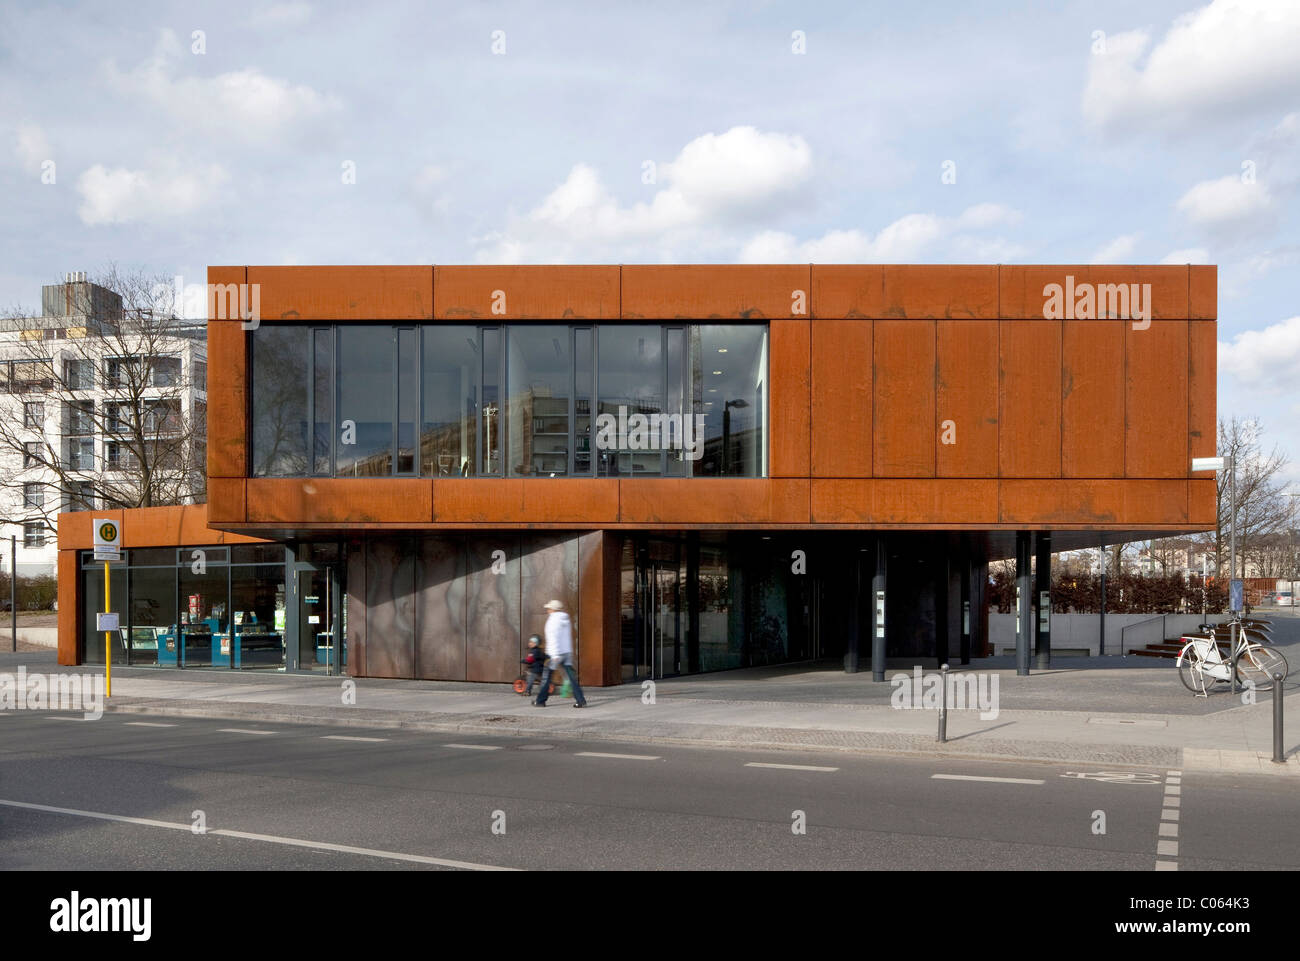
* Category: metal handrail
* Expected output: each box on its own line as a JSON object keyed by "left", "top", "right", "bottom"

{"left": 1119, "top": 614, "right": 1166, "bottom": 656}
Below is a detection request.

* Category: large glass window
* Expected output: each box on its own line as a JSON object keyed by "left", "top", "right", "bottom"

{"left": 596, "top": 325, "right": 664, "bottom": 477}
{"left": 482, "top": 328, "right": 501, "bottom": 475}
{"left": 249, "top": 322, "right": 767, "bottom": 478}
{"left": 574, "top": 329, "right": 593, "bottom": 476}
{"left": 335, "top": 326, "right": 395, "bottom": 476}
{"left": 312, "top": 327, "right": 332, "bottom": 475}
{"left": 178, "top": 549, "right": 229, "bottom": 668}
{"left": 397, "top": 327, "right": 418, "bottom": 474}
{"left": 252, "top": 326, "right": 309, "bottom": 476}
{"left": 507, "top": 326, "right": 571, "bottom": 477}
{"left": 691, "top": 325, "right": 768, "bottom": 477}
{"left": 421, "top": 326, "right": 480, "bottom": 476}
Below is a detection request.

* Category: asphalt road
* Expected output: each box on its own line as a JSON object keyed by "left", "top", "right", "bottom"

{"left": 1, "top": 710, "right": 1295, "bottom": 871}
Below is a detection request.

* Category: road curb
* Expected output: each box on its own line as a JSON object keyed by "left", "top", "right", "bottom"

{"left": 101, "top": 696, "right": 1185, "bottom": 768}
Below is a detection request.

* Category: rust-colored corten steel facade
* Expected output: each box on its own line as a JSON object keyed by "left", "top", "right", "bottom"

{"left": 59, "top": 264, "right": 1216, "bottom": 685}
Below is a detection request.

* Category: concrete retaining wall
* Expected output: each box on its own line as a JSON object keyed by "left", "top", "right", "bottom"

{"left": 989, "top": 613, "right": 1230, "bottom": 656}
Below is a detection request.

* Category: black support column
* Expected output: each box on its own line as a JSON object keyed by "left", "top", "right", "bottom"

{"left": 959, "top": 551, "right": 972, "bottom": 665}
{"left": 1034, "top": 532, "right": 1052, "bottom": 670}
{"left": 871, "top": 537, "right": 888, "bottom": 681}
{"left": 936, "top": 552, "right": 950, "bottom": 667}
{"left": 1015, "top": 530, "right": 1031, "bottom": 676}
{"left": 844, "top": 545, "right": 861, "bottom": 674}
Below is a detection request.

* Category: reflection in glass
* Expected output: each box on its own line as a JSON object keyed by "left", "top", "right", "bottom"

{"left": 336, "top": 326, "right": 395, "bottom": 476}
{"left": 690, "top": 325, "right": 767, "bottom": 477}
{"left": 397, "top": 328, "right": 417, "bottom": 473}
{"left": 482, "top": 329, "right": 501, "bottom": 474}
{"left": 251, "top": 326, "right": 309, "bottom": 476}
{"left": 421, "top": 326, "right": 479, "bottom": 476}
{"left": 596, "top": 325, "right": 663, "bottom": 477}
{"left": 574, "top": 328, "right": 592, "bottom": 476}
{"left": 312, "top": 328, "right": 332, "bottom": 474}
{"left": 508, "top": 326, "right": 570, "bottom": 477}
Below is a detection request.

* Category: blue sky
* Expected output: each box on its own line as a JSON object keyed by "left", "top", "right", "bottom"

{"left": 2, "top": 0, "right": 1297, "bottom": 481}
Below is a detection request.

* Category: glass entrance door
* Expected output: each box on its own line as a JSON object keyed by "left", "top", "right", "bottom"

{"left": 296, "top": 565, "right": 341, "bottom": 674}
{"left": 635, "top": 541, "right": 682, "bottom": 679}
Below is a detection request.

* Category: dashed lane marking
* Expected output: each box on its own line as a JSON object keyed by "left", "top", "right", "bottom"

{"left": 321, "top": 735, "right": 388, "bottom": 742}
{"left": 217, "top": 728, "right": 276, "bottom": 736}
{"left": 746, "top": 762, "right": 838, "bottom": 772}
{"left": 575, "top": 752, "right": 661, "bottom": 761}
{"left": 931, "top": 774, "right": 1043, "bottom": 785}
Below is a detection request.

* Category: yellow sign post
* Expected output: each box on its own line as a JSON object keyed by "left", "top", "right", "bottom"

{"left": 92, "top": 518, "right": 121, "bottom": 698}
{"left": 104, "top": 559, "right": 111, "bottom": 698}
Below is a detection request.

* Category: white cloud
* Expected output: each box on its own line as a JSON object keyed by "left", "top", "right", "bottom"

{"left": 1176, "top": 173, "right": 1274, "bottom": 235}
{"left": 1219, "top": 316, "right": 1300, "bottom": 393}
{"left": 472, "top": 126, "right": 813, "bottom": 262}
{"left": 1090, "top": 233, "right": 1141, "bottom": 263}
{"left": 738, "top": 204, "right": 1024, "bottom": 263}
{"left": 1083, "top": 0, "right": 1300, "bottom": 132}
{"left": 13, "top": 124, "right": 50, "bottom": 174}
{"left": 1159, "top": 248, "right": 1210, "bottom": 264}
{"left": 76, "top": 161, "right": 230, "bottom": 225}
{"left": 659, "top": 127, "right": 812, "bottom": 215}
{"left": 105, "top": 29, "right": 339, "bottom": 142}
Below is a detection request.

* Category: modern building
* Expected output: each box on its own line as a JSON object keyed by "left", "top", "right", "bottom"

{"left": 58, "top": 264, "right": 1218, "bottom": 684}
{"left": 2, "top": 274, "right": 206, "bottom": 576}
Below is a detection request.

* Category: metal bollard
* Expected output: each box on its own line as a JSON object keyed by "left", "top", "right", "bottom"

{"left": 1273, "top": 673, "right": 1285, "bottom": 765}
{"left": 937, "top": 663, "right": 949, "bottom": 743}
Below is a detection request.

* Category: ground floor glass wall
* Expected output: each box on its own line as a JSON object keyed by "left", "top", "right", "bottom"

{"left": 80, "top": 544, "right": 343, "bottom": 673}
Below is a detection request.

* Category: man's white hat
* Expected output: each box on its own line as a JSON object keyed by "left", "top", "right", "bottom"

{"left": 544, "top": 599, "right": 565, "bottom": 611}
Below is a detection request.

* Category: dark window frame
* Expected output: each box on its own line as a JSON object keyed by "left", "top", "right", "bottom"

{"left": 250, "top": 323, "right": 767, "bottom": 480}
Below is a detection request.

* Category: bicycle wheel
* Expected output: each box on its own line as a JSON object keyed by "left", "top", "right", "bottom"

{"left": 1177, "top": 643, "right": 1210, "bottom": 694}
{"left": 1234, "top": 645, "right": 1289, "bottom": 685}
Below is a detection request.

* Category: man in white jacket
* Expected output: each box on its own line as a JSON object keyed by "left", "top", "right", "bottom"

{"left": 534, "top": 599, "right": 587, "bottom": 708}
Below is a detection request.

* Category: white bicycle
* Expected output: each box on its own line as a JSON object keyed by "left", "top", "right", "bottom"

{"left": 1175, "top": 620, "right": 1288, "bottom": 697}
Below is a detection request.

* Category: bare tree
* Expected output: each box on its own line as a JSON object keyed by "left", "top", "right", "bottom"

{"left": 0, "top": 265, "right": 206, "bottom": 534}
{"left": 1195, "top": 416, "right": 1297, "bottom": 578}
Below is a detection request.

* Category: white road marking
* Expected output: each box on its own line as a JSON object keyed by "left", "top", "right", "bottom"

{"left": 445, "top": 744, "right": 502, "bottom": 751}
{"left": 1166, "top": 770, "right": 1182, "bottom": 777}
{"left": 575, "top": 752, "right": 660, "bottom": 761}
{"left": 1155, "top": 860, "right": 1179, "bottom": 871}
{"left": 1161, "top": 809, "right": 1180, "bottom": 822}
{"left": 321, "top": 735, "right": 388, "bottom": 742}
{"left": 1158, "top": 823, "right": 1179, "bottom": 837}
{"left": 218, "top": 728, "right": 276, "bottom": 736}
{"left": 1165, "top": 796, "right": 1181, "bottom": 808}
{"left": 125, "top": 722, "right": 176, "bottom": 728}
{"left": 1164, "top": 785, "right": 1182, "bottom": 796}
{"left": 747, "top": 762, "right": 839, "bottom": 773}
{"left": 45, "top": 715, "right": 92, "bottom": 722}
{"left": 1157, "top": 840, "right": 1179, "bottom": 857}
{"left": 0, "top": 798, "right": 514, "bottom": 871}
{"left": 931, "top": 774, "right": 1043, "bottom": 785}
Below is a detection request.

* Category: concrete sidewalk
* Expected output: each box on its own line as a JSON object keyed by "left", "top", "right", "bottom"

{"left": 5, "top": 641, "right": 1297, "bottom": 775}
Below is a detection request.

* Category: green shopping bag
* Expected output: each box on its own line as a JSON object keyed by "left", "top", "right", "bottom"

{"left": 560, "top": 676, "right": 572, "bottom": 699}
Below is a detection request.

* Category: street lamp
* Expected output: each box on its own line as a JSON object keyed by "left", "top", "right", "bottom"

{"left": 722, "top": 398, "right": 748, "bottom": 474}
